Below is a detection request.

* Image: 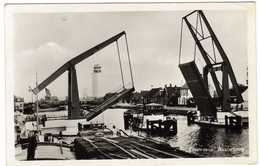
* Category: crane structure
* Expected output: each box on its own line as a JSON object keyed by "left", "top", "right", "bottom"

{"left": 179, "top": 10, "right": 247, "bottom": 120}
{"left": 32, "top": 31, "right": 135, "bottom": 120}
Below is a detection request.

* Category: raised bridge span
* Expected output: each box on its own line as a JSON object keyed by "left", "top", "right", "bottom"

{"left": 32, "top": 31, "right": 134, "bottom": 121}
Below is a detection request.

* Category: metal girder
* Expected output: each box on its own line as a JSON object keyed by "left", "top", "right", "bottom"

{"left": 222, "top": 63, "right": 230, "bottom": 112}
{"left": 183, "top": 17, "right": 222, "bottom": 97}
{"left": 198, "top": 10, "right": 243, "bottom": 103}
{"left": 32, "top": 31, "right": 126, "bottom": 95}
{"left": 68, "top": 66, "right": 81, "bottom": 119}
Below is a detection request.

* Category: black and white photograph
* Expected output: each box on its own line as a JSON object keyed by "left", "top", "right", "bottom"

{"left": 4, "top": 2, "right": 257, "bottom": 165}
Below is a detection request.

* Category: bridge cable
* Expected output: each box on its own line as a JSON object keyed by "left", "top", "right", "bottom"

{"left": 178, "top": 19, "right": 184, "bottom": 65}
{"left": 116, "top": 40, "right": 125, "bottom": 89}
{"left": 124, "top": 34, "right": 134, "bottom": 87}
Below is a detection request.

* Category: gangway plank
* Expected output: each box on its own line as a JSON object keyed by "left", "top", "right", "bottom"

{"left": 179, "top": 61, "right": 217, "bottom": 118}
{"left": 86, "top": 87, "right": 135, "bottom": 121}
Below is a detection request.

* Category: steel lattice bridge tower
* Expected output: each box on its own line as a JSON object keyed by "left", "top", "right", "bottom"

{"left": 32, "top": 31, "right": 134, "bottom": 120}
{"left": 178, "top": 10, "right": 247, "bottom": 120}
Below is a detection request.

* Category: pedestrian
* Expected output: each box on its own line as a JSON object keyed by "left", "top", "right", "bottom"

{"left": 20, "top": 127, "right": 29, "bottom": 149}
{"left": 240, "top": 104, "right": 244, "bottom": 110}
{"left": 58, "top": 138, "right": 63, "bottom": 154}
{"left": 32, "top": 122, "right": 35, "bottom": 130}
{"left": 58, "top": 130, "right": 63, "bottom": 139}
{"left": 27, "top": 131, "right": 39, "bottom": 160}
{"left": 112, "top": 125, "right": 119, "bottom": 136}
{"left": 78, "top": 122, "right": 82, "bottom": 132}
{"left": 42, "top": 116, "right": 46, "bottom": 127}
{"left": 44, "top": 115, "right": 47, "bottom": 126}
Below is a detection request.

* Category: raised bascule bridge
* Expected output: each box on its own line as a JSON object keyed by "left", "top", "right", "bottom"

{"left": 20, "top": 31, "right": 199, "bottom": 160}
{"left": 32, "top": 31, "right": 135, "bottom": 121}
{"left": 17, "top": 11, "right": 248, "bottom": 160}
{"left": 178, "top": 10, "right": 248, "bottom": 129}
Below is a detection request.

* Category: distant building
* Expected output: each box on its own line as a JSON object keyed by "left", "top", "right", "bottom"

{"left": 14, "top": 96, "right": 24, "bottom": 112}
{"left": 146, "top": 87, "right": 164, "bottom": 104}
{"left": 163, "top": 84, "right": 180, "bottom": 106}
{"left": 130, "top": 92, "right": 142, "bottom": 104}
{"left": 126, "top": 83, "right": 193, "bottom": 106}
{"left": 42, "top": 88, "right": 59, "bottom": 104}
{"left": 178, "top": 83, "right": 192, "bottom": 105}
{"left": 23, "top": 102, "right": 35, "bottom": 114}
{"left": 140, "top": 90, "right": 149, "bottom": 104}
{"left": 38, "top": 88, "right": 60, "bottom": 109}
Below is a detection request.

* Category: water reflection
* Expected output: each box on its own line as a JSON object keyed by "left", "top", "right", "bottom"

{"left": 93, "top": 109, "right": 248, "bottom": 157}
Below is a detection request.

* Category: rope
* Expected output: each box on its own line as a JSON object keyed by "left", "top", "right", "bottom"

{"left": 116, "top": 40, "right": 125, "bottom": 88}
{"left": 178, "top": 19, "right": 184, "bottom": 65}
{"left": 124, "top": 34, "right": 134, "bottom": 87}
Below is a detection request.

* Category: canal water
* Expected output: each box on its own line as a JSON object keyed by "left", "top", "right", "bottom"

{"left": 93, "top": 108, "right": 249, "bottom": 158}
{"left": 38, "top": 108, "right": 248, "bottom": 157}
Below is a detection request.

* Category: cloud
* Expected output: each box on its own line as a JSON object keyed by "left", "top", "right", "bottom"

{"left": 12, "top": 11, "right": 248, "bottom": 101}
{"left": 14, "top": 42, "right": 75, "bottom": 101}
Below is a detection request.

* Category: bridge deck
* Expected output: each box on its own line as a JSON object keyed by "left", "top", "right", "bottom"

{"left": 86, "top": 87, "right": 134, "bottom": 121}
{"left": 179, "top": 61, "right": 217, "bottom": 118}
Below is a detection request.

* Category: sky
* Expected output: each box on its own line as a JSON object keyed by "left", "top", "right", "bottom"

{"left": 11, "top": 10, "right": 248, "bottom": 102}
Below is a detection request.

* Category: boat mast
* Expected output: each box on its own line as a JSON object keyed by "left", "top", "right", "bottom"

{"left": 36, "top": 72, "right": 39, "bottom": 132}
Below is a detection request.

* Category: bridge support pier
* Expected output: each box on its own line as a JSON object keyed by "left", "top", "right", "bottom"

{"left": 222, "top": 63, "right": 231, "bottom": 112}
{"left": 68, "top": 66, "right": 81, "bottom": 119}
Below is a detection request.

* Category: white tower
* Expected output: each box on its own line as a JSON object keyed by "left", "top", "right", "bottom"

{"left": 92, "top": 64, "right": 101, "bottom": 98}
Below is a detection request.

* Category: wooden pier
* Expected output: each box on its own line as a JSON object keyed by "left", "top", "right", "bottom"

{"left": 187, "top": 110, "right": 248, "bottom": 129}
{"left": 124, "top": 112, "right": 177, "bottom": 136}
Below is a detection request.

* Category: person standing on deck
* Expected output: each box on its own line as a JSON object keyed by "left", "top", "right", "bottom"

{"left": 20, "top": 121, "right": 28, "bottom": 145}
{"left": 27, "top": 131, "right": 39, "bottom": 160}
{"left": 42, "top": 114, "right": 47, "bottom": 127}
{"left": 112, "top": 125, "right": 116, "bottom": 136}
